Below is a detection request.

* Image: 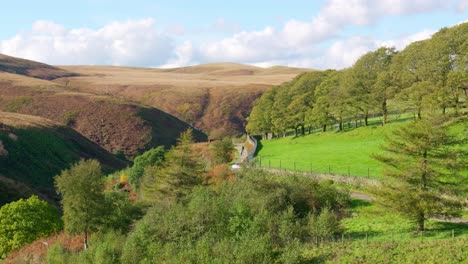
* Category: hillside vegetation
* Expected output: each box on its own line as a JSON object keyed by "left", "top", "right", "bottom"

{"left": 54, "top": 63, "right": 307, "bottom": 137}
{"left": 2, "top": 23, "right": 467, "bottom": 263}
{"left": 0, "top": 68, "right": 207, "bottom": 157}
{"left": 0, "top": 112, "right": 127, "bottom": 205}
{"left": 247, "top": 22, "right": 467, "bottom": 137}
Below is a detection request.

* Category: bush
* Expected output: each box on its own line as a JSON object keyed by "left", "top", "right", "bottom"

{"left": 45, "top": 232, "right": 126, "bottom": 264}
{"left": 45, "top": 243, "right": 67, "bottom": 264}
{"left": 121, "top": 169, "right": 350, "bottom": 263}
{"left": 128, "top": 146, "right": 165, "bottom": 187}
{"left": 210, "top": 138, "right": 234, "bottom": 165}
{"left": 0, "top": 196, "right": 62, "bottom": 259}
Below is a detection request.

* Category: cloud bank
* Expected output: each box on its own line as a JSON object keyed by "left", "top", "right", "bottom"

{"left": 0, "top": 0, "right": 460, "bottom": 69}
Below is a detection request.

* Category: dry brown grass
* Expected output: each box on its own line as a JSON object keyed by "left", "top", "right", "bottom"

{"left": 4, "top": 232, "right": 83, "bottom": 264}
{"left": 55, "top": 63, "right": 308, "bottom": 135}
{"left": 0, "top": 53, "right": 77, "bottom": 80}
{"left": 0, "top": 111, "right": 60, "bottom": 128}
{"left": 0, "top": 72, "right": 207, "bottom": 156}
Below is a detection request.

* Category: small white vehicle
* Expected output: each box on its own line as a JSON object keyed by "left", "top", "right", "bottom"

{"left": 231, "top": 163, "right": 241, "bottom": 170}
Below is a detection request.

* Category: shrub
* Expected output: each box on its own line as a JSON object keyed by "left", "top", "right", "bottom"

{"left": 121, "top": 169, "right": 350, "bottom": 262}
{"left": 0, "top": 196, "right": 62, "bottom": 259}
{"left": 128, "top": 146, "right": 165, "bottom": 187}
{"left": 210, "top": 138, "right": 234, "bottom": 165}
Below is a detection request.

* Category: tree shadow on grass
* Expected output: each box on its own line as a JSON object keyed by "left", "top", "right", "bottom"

{"left": 254, "top": 138, "right": 263, "bottom": 156}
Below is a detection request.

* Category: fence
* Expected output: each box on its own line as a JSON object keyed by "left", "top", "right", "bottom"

{"left": 266, "top": 111, "right": 415, "bottom": 139}
{"left": 251, "top": 157, "right": 382, "bottom": 178}
{"left": 309, "top": 229, "right": 465, "bottom": 246}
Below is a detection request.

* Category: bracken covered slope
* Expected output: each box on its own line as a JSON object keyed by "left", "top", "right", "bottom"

{"left": 55, "top": 63, "right": 308, "bottom": 137}
{"left": 0, "top": 57, "right": 207, "bottom": 156}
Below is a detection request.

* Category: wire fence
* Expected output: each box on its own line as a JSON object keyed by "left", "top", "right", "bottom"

{"left": 309, "top": 229, "right": 466, "bottom": 246}
{"left": 251, "top": 157, "right": 382, "bottom": 178}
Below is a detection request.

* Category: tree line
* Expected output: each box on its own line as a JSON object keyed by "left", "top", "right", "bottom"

{"left": 247, "top": 22, "right": 467, "bottom": 137}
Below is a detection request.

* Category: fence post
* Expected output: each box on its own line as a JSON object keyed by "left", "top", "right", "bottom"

{"left": 367, "top": 168, "right": 370, "bottom": 177}
{"left": 259, "top": 157, "right": 262, "bottom": 167}
{"left": 348, "top": 166, "right": 350, "bottom": 176}
{"left": 341, "top": 233, "right": 344, "bottom": 244}
{"left": 269, "top": 159, "right": 271, "bottom": 169}
{"left": 310, "top": 162, "right": 312, "bottom": 173}
{"left": 328, "top": 165, "right": 331, "bottom": 174}
{"left": 294, "top": 161, "right": 296, "bottom": 171}
{"left": 279, "top": 160, "right": 282, "bottom": 169}
{"left": 452, "top": 229, "right": 455, "bottom": 240}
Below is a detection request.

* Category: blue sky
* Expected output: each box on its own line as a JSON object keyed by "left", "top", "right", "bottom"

{"left": 0, "top": 0, "right": 466, "bottom": 69}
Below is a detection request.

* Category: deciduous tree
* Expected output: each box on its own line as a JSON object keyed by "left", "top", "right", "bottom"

{"left": 55, "top": 159, "right": 106, "bottom": 249}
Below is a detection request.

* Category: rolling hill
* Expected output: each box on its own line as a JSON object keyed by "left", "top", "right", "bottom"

{"left": 54, "top": 63, "right": 308, "bottom": 137}
{"left": 0, "top": 112, "right": 128, "bottom": 205}
{"left": 0, "top": 53, "right": 78, "bottom": 80}
{"left": 0, "top": 56, "right": 208, "bottom": 156}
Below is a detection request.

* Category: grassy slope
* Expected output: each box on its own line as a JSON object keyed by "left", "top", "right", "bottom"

{"left": 256, "top": 124, "right": 400, "bottom": 178}
{"left": 342, "top": 199, "right": 468, "bottom": 241}
{"left": 56, "top": 63, "right": 307, "bottom": 136}
{"left": 0, "top": 112, "right": 128, "bottom": 205}
{"left": 304, "top": 238, "right": 467, "bottom": 263}
{"left": 256, "top": 114, "right": 467, "bottom": 179}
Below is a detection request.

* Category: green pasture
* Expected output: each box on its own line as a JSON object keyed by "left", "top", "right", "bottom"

{"left": 255, "top": 123, "right": 403, "bottom": 178}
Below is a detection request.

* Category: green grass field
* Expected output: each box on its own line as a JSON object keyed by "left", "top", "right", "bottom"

{"left": 255, "top": 123, "right": 404, "bottom": 178}
{"left": 342, "top": 199, "right": 468, "bottom": 241}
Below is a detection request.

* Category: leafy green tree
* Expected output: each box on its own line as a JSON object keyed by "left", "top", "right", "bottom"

{"left": 0, "top": 196, "right": 62, "bottom": 259}
{"left": 55, "top": 159, "right": 106, "bottom": 249}
{"left": 350, "top": 47, "right": 396, "bottom": 126}
{"left": 246, "top": 88, "right": 276, "bottom": 137}
{"left": 287, "top": 71, "right": 330, "bottom": 135}
{"left": 307, "top": 71, "right": 340, "bottom": 132}
{"left": 271, "top": 85, "right": 293, "bottom": 136}
{"left": 128, "top": 146, "right": 165, "bottom": 187}
{"left": 397, "top": 81, "right": 436, "bottom": 119}
{"left": 101, "top": 191, "right": 143, "bottom": 233}
{"left": 373, "top": 116, "right": 466, "bottom": 230}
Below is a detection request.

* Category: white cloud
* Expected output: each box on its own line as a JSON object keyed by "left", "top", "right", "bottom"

{"left": 160, "top": 41, "right": 196, "bottom": 68}
{"left": 0, "top": 0, "right": 460, "bottom": 69}
{"left": 195, "top": 0, "right": 448, "bottom": 68}
{"left": 378, "top": 29, "right": 436, "bottom": 50}
{"left": 0, "top": 18, "right": 174, "bottom": 66}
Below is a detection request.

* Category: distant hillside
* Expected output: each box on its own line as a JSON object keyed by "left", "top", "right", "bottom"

{"left": 0, "top": 53, "right": 78, "bottom": 80}
{"left": 0, "top": 71, "right": 207, "bottom": 157}
{"left": 55, "top": 63, "right": 308, "bottom": 137}
{"left": 0, "top": 112, "right": 128, "bottom": 205}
